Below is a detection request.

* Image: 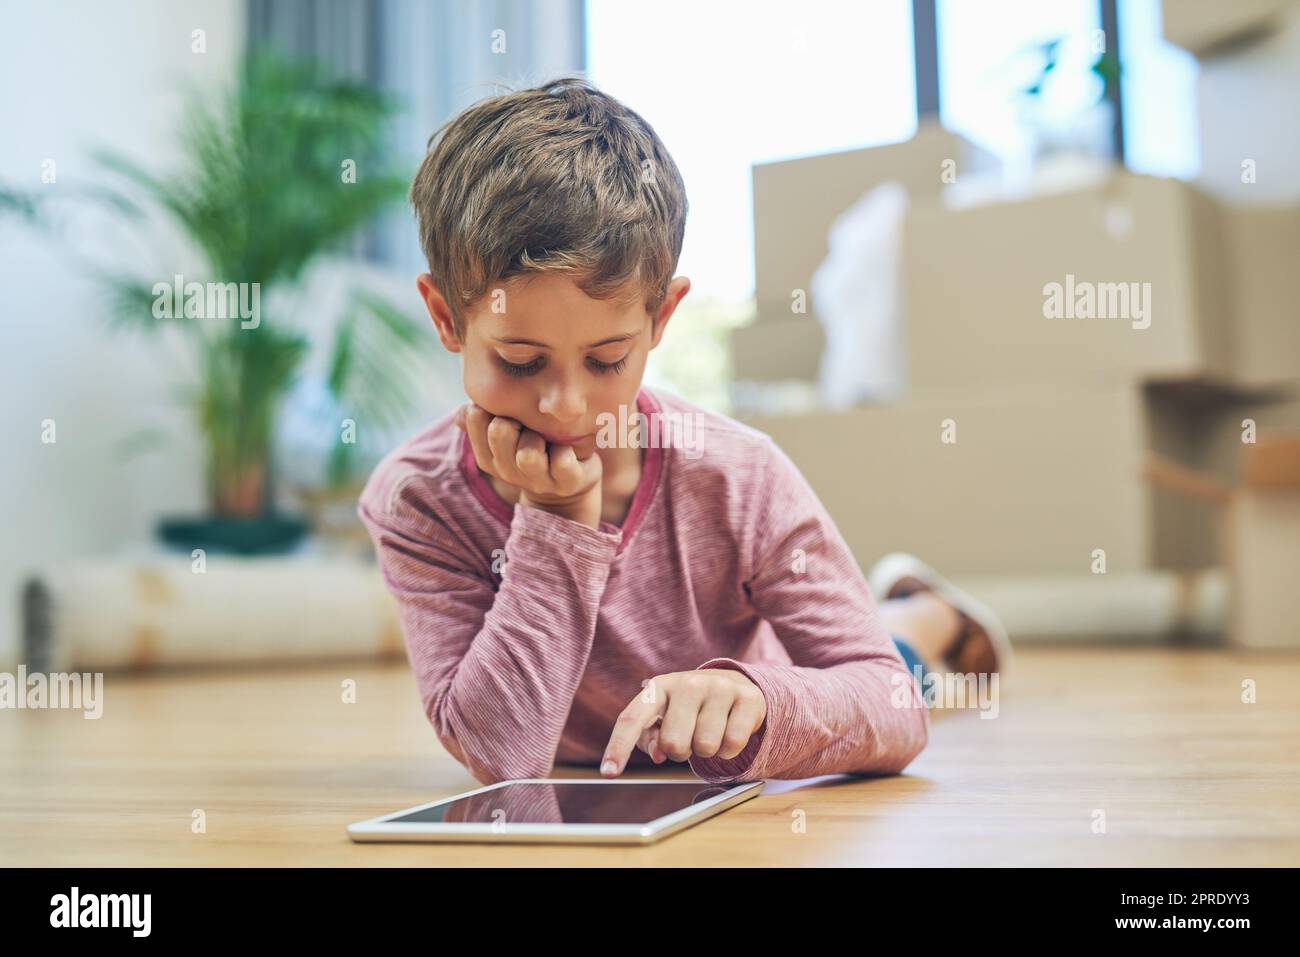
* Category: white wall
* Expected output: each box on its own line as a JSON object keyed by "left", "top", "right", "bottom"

{"left": 0, "top": 0, "right": 245, "bottom": 667}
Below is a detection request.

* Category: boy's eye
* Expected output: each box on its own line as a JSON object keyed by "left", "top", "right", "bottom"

{"left": 588, "top": 355, "right": 629, "bottom": 375}
{"left": 499, "top": 356, "right": 545, "bottom": 377}
{"left": 498, "top": 354, "right": 629, "bottom": 376}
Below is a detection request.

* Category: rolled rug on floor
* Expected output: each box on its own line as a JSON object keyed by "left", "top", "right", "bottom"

{"left": 22, "top": 554, "right": 404, "bottom": 672}
{"left": 945, "top": 568, "right": 1227, "bottom": 644}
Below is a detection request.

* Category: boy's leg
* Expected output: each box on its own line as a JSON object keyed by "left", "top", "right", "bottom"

{"left": 890, "top": 633, "right": 930, "bottom": 701}
{"left": 879, "top": 591, "right": 964, "bottom": 674}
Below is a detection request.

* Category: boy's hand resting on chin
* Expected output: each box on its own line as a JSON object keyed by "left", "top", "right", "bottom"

{"left": 600, "top": 669, "right": 767, "bottom": 777}
{"left": 455, "top": 402, "right": 604, "bottom": 529}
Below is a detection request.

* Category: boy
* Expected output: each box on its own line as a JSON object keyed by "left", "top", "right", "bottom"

{"left": 358, "top": 76, "right": 1009, "bottom": 787}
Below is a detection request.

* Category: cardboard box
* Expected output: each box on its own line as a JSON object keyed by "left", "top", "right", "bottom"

{"left": 1144, "top": 384, "right": 1230, "bottom": 570}
{"left": 1144, "top": 432, "right": 1300, "bottom": 649}
{"left": 730, "top": 315, "right": 825, "bottom": 383}
{"left": 751, "top": 120, "right": 995, "bottom": 329}
{"left": 901, "top": 171, "right": 1235, "bottom": 395}
{"left": 1179, "top": 382, "right": 1300, "bottom": 488}
{"left": 1230, "top": 486, "right": 1300, "bottom": 648}
{"left": 1160, "top": 0, "right": 1293, "bottom": 56}
{"left": 742, "top": 384, "right": 1218, "bottom": 576}
{"left": 1220, "top": 206, "right": 1300, "bottom": 386}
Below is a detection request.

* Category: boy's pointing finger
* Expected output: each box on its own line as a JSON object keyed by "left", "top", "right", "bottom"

{"left": 601, "top": 695, "right": 662, "bottom": 777}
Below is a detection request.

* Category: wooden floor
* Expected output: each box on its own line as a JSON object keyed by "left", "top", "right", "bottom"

{"left": 2, "top": 646, "right": 1297, "bottom": 866}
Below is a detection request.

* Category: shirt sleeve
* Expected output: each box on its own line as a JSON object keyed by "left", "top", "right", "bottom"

{"left": 359, "top": 482, "right": 621, "bottom": 785}
{"left": 687, "top": 437, "right": 930, "bottom": 784}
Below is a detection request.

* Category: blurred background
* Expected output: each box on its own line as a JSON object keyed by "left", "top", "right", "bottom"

{"left": 2, "top": 0, "right": 1298, "bottom": 674}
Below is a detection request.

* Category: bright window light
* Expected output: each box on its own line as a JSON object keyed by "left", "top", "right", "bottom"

{"left": 585, "top": 0, "right": 918, "bottom": 304}
{"left": 937, "top": 0, "right": 1101, "bottom": 162}
{"left": 1119, "top": 0, "right": 1200, "bottom": 179}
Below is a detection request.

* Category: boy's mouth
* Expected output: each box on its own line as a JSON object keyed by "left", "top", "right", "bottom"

{"left": 538, "top": 430, "right": 591, "bottom": 446}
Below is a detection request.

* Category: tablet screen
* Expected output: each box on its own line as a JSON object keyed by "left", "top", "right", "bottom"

{"left": 387, "top": 781, "right": 738, "bottom": 826}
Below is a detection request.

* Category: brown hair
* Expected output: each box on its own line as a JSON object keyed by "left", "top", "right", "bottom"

{"left": 409, "top": 75, "right": 688, "bottom": 340}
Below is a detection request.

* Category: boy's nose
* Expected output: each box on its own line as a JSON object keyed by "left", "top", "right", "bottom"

{"left": 538, "top": 381, "right": 586, "bottom": 424}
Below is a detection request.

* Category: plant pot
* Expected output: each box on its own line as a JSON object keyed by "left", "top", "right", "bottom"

{"left": 1028, "top": 100, "right": 1117, "bottom": 164}
{"left": 156, "top": 513, "right": 309, "bottom": 555}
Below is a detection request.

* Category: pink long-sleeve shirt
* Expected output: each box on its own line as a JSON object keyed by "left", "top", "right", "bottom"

{"left": 357, "top": 385, "right": 929, "bottom": 786}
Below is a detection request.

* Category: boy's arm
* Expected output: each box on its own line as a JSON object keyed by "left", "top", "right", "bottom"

{"left": 687, "top": 438, "right": 930, "bottom": 784}
{"left": 359, "top": 486, "right": 619, "bottom": 785}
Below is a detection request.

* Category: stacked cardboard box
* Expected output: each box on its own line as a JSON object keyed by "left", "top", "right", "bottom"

{"left": 733, "top": 120, "right": 995, "bottom": 384}
{"left": 902, "top": 171, "right": 1234, "bottom": 391}
{"left": 746, "top": 381, "right": 1273, "bottom": 577}
{"left": 1144, "top": 434, "right": 1300, "bottom": 650}
{"left": 732, "top": 0, "right": 1300, "bottom": 644}
{"left": 739, "top": 158, "right": 1300, "bottom": 645}
{"left": 1162, "top": 0, "right": 1300, "bottom": 647}
{"left": 1159, "top": 0, "right": 1293, "bottom": 55}
{"left": 902, "top": 170, "right": 1300, "bottom": 393}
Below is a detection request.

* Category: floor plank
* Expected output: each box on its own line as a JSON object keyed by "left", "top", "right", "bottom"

{"left": 2, "top": 647, "right": 1296, "bottom": 866}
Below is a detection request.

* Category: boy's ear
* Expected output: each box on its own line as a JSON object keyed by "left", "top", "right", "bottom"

{"left": 649, "top": 276, "right": 691, "bottom": 349}
{"left": 417, "top": 273, "right": 462, "bottom": 353}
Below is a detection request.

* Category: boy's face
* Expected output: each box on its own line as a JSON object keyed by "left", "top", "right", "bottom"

{"left": 417, "top": 271, "right": 690, "bottom": 461}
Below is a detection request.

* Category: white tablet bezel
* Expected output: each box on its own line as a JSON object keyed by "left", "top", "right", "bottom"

{"left": 347, "top": 777, "right": 765, "bottom": 845}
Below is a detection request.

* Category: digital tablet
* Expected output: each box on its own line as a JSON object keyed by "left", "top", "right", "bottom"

{"left": 347, "top": 777, "right": 765, "bottom": 845}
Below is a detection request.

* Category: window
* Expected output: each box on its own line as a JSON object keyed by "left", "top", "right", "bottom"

{"left": 585, "top": 0, "right": 917, "bottom": 406}
{"left": 935, "top": 0, "right": 1198, "bottom": 177}
{"left": 937, "top": 0, "right": 1102, "bottom": 163}
{"left": 1118, "top": 0, "right": 1200, "bottom": 178}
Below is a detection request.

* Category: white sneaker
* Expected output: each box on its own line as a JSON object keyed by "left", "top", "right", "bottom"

{"left": 868, "top": 552, "right": 1013, "bottom": 684}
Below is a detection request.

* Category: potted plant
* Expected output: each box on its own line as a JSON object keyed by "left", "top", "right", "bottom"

{"left": 84, "top": 51, "right": 429, "bottom": 553}
{"left": 1016, "top": 35, "right": 1123, "bottom": 162}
